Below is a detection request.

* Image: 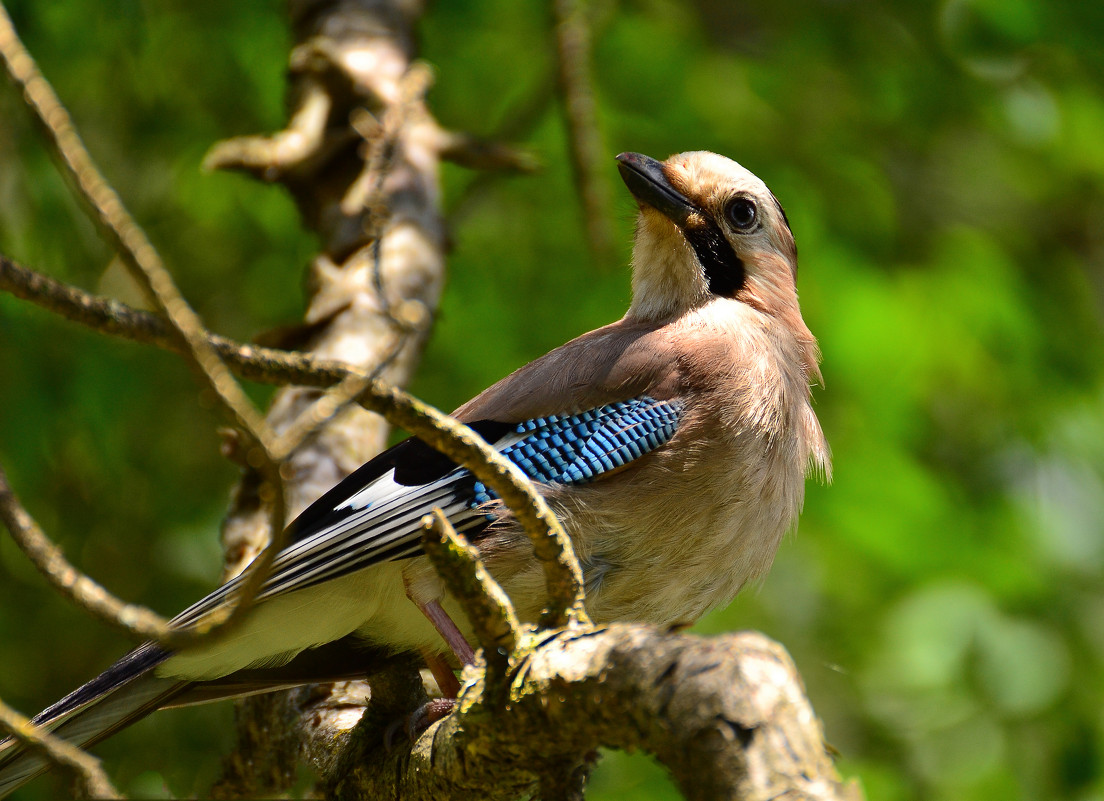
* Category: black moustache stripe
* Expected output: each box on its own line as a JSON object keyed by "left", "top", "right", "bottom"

{"left": 681, "top": 220, "right": 746, "bottom": 298}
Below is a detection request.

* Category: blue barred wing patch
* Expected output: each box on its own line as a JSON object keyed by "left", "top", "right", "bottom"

{"left": 169, "top": 397, "right": 682, "bottom": 619}
{"left": 472, "top": 397, "right": 683, "bottom": 504}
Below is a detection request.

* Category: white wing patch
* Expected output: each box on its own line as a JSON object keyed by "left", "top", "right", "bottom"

{"left": 170, "top": 467, "right": 486, "bottom": 628}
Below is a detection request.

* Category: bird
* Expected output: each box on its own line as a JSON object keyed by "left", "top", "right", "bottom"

{"left": 0, "top": 150, "right": 829, "bottom": 796}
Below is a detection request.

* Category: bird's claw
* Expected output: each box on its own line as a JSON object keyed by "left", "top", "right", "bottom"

{"left": 383, "top": 697, "right": 457, "bottom": 750}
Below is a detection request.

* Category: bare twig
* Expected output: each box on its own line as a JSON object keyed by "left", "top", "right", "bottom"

{"left": 203, "top": 81, "right": 333, "bottom": 178}
{"left": 0, "top": 253, "right": 350, "bottom": 389}
{"left": 552, "top": 0, "right": 614, "bottom": 263}
{"left": 421, "top": 509, "right": 521, "bottom": 691}
{"left": 431, "top": 127, "right": 540, "bottom": 173}
{"left": 0, "top": 697, "right": 119, "bottom": 799}
{"left": 1, "top": 248, "right": 587, "bottom": 627}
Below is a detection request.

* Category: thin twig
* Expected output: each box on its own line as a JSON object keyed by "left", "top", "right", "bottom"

{"left": 269, "top": 332, "right": 408, "bottom": 461}
{"left": 421, "top": 509, "right": 521, "bottom": 693}
{"left": 0, "top": 4, "right": 286, "bottom": 651}
{"left": 0, "top": 697, "right": 119, "bottom": 799}
{"left": 552, "top": 0, "right": 614, "bottom": 263}
{"left": 202, "top": 81, "right": 333, "bottom": 177}
{"left": 0, "top": 253, "right": 349, "bottom": 389}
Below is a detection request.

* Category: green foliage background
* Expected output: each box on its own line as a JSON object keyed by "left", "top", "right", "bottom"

{"left": 1, "top": 1, "right": 1103, "bottom": 798}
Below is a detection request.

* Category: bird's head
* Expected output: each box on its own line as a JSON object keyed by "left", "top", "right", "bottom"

{"left": 617, "top": 151, "right": 801, "bottom": 323}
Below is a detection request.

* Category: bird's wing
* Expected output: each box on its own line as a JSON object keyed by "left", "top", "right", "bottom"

{"left": 453, "top": 316, "right": 683, "bottom": 422}
{"left": 166, "top": 318, "right": 687, "bottom": 626}
{"left": 169, "top": 395, "right": 683, "bottom": 627}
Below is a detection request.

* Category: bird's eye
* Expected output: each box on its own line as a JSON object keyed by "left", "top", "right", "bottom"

{"left": 725, "top": 198, "right": 758, "bottom": 231}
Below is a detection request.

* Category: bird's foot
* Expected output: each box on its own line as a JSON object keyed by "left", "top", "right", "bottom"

{"left": 383, "top": 697, "right": 456, "bottom": 750}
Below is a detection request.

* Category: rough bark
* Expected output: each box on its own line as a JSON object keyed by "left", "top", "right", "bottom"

{"left": 326, "top": 627, "right": 861, "bottom": 801}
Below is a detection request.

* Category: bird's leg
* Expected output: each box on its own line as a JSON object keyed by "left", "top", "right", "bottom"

{"left": 417, "top": 598, "right": 476, "bottom": 672}
{"left": 420, "top": 648, "right": 461, "bottom": 698}
{"left": 404, "top": 569, "right": 476, "bottom": 686}
{"left": 411, "top": 599, "right": 472, "bottom": 717}
{"left": 393, "top": 571, "right": 481, "bottom": 740}
{"left": 385, "top": 589, "right": 475, "bottom": 746}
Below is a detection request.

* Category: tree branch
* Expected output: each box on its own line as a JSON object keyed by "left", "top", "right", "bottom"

{"left": 0, "top": 248, "right": 584, "bottom": 623}
{"left": 0, "top": 252, "right": 352, "bottom": 389}
{"left": 328, "top": 626, "right": 860, "bottom": 801}
{"left": 552, "top": 0, "right": 614, "bottom": 263}
{"left": 0, "top": 244, "right": 587, "bottom": 628}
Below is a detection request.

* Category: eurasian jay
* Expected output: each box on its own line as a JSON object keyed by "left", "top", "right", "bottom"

{"left": 0, "top": 150, "right": 829, "bottom": 795}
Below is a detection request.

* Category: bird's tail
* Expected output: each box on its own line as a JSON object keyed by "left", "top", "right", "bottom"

{"left": 0, "top": 643, "right": 186, "bottom": 798}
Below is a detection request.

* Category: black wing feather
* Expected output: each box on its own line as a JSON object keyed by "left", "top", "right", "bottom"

{"left": 286, "top": 419, "right": 513, "bottom": 545}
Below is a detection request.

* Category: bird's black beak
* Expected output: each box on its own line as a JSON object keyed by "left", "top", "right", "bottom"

{"left": 616, "top": 152, "right": 696, "bottom": 226}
